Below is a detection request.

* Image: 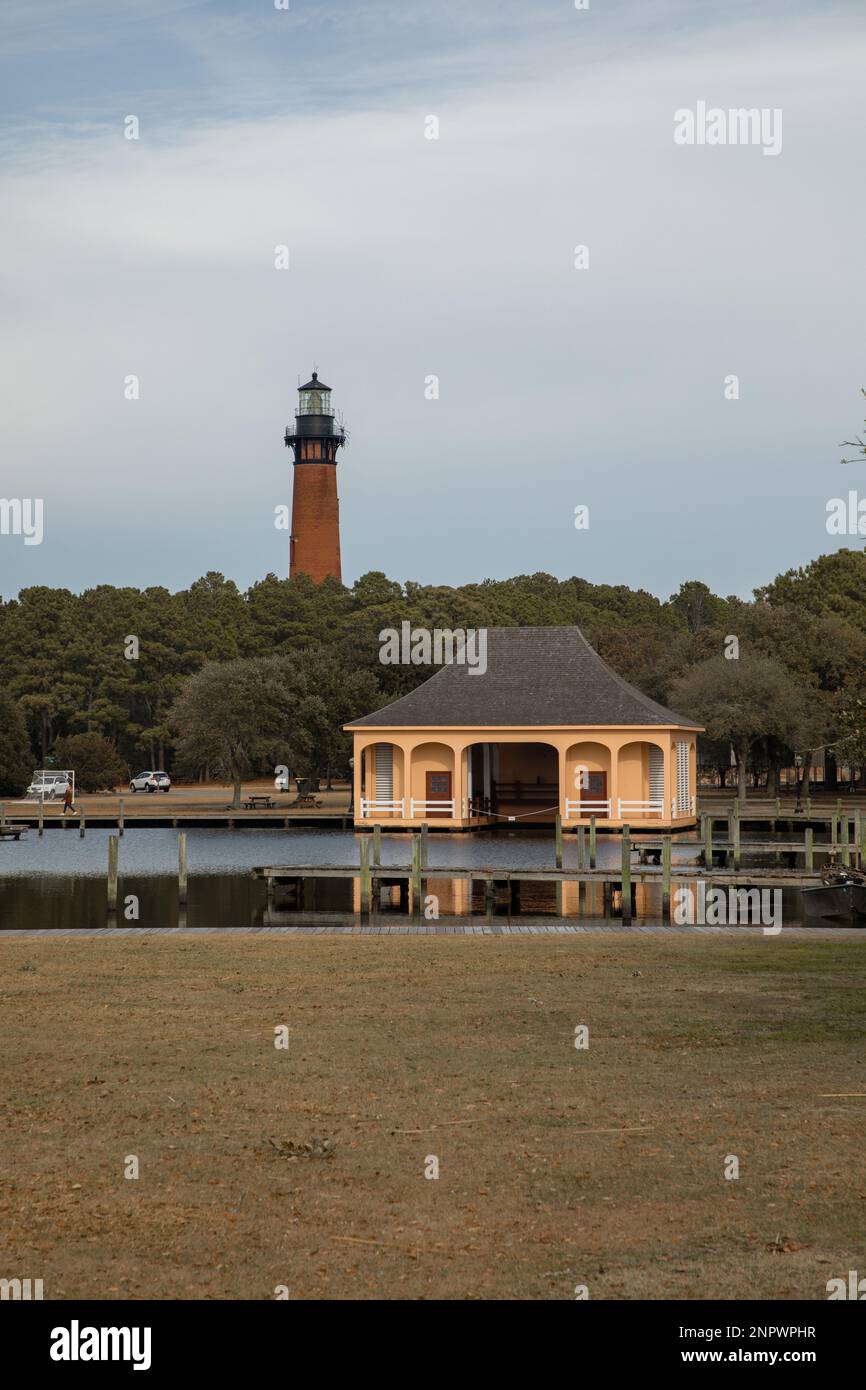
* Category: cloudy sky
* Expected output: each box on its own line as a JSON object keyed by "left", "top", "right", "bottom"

{"left": 1, "top": 0, "right": 865, "bottom": 601}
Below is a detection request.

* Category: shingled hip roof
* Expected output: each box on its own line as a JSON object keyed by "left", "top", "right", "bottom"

{"left": 347, "top": 627, "right": 702, "bottom": 730}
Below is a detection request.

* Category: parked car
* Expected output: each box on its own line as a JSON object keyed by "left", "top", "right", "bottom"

{"left": 26, "top": 771, "right": 71, "bottom": 800}
{"left": 129, "top": 771, "right": 171, "bottom": 794}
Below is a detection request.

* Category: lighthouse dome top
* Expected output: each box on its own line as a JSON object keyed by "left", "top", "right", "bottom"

{"left": 299, "top": 371, "right": 331, "bottom": 392}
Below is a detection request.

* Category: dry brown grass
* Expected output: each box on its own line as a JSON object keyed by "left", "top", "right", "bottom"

{"left": 1, "top": 934, "right": 864, "bottom": 1300}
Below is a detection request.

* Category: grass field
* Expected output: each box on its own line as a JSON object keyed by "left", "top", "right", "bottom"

{"left": 1, "top": 934, "right": 864, "bottom": 1300}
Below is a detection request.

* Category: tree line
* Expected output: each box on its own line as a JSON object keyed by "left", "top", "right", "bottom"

{"left": 1, "top": 550, "right": 865, "bottom": 799}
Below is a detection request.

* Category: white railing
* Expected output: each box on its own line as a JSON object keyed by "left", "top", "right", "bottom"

{"left": 564, "top": 799, "right": 611, "bottom": 818}
{"left": 410, "top": 799, "right": 455, "bottom": 817}
{"left": 618, "top": 799, "right": 664, "bottom": 818}
{"left": 359, "top": 798, "right": 404, "bottom": 819}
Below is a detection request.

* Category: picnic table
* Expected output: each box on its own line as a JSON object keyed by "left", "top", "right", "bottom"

{"left": 243, "top": 795, "right": 276, "bottom": 810}
{"left": 291, "top": 794, "right": 324, "bottom": 809}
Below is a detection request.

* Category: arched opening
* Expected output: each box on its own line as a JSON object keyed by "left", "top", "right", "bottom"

{"left": 466, "top": 741, "right": 559, "bottom": 823}
{"left": 359, "top": 742, "right": 405, "bottom": 819}
{"left": 409, "top": 742, "right": 456, "bottom": 818}
{"left": 617, "top": 740, "right": 666, "bottom": 819}
{"left": 564, "top": 741, "right": 612, "bottom": 818}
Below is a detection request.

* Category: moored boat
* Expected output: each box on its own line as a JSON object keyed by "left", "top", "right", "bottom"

{"left": 801, "top": 865, "right": 866, "bottom": 926}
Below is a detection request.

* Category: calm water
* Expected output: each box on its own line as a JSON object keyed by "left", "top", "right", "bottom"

{"left": 0, "top": 826, "right": 814, "bottom": 930}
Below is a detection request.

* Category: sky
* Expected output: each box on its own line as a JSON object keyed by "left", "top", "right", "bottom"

{"left": 1, "top": 0, "right": 865, "bottom": 602}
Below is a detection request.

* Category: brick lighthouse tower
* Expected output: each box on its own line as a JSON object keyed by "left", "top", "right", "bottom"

{"left": 284, "top": 371, "right": 347, "bottom": 582}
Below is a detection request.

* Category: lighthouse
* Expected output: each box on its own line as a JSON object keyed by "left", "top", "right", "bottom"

{"left": 284, "top": 371, "right": 346, "bottom": 583}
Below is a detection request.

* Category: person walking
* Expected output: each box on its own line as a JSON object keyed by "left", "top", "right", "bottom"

{"left": 62, "top": 782, "right": 75, "bottom": 817}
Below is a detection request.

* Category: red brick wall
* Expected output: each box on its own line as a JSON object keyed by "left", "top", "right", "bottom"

{"left": 290, "top": 463, "right": 341, "bottom": 583}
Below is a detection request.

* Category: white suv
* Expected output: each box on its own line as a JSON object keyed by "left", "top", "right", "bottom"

{"left": 26, "top": 772, "right": 71, "bottom": 800}
{"left": 129, "top": 771, "right": 172, "bottom": 794}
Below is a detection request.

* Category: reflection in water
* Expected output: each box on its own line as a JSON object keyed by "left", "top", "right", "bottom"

{"left": 0, "top": 874, "right": 266, "bottom": 932}
{"left": 0, "top": 871, "right": 805, "bottom": 930}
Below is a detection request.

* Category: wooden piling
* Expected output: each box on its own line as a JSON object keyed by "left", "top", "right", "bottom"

{"left": 661, "top": 835, "right": 671, "bottom": 921}
{"left": 107, "top": 834, "right": 118, "bottom": 916}
{"left": 0, "top": 803, "right": 4, "bottom": 826}
{"left": 178, "top": 831, "right": 188, "bottom": 905}
{"left": 732, "top": 813, "right": 741, "bottom": 870}
{"left": 855, "top": 810, "right": 862, "bottom": 868}
{"left": 38, "top": 796, "right": 44, "bottom": 838}
{"left": 411, "top": 834, "right": 422, "bottom": 911}
{"left": 703, "top": 814, "right": 713, "bottom": 867}
{"left": 804, "top": 827, "right": 814, "bottom": 872}
{"left": 602, "top": 880, "right": 612, "bottom": 916}
{"left": 554, "top": 812, "right": 563, "bottom": 869}
{"left": 841, "top": 815, "right": 850, "bottom": 868}
{"left": 484, "top": 878, "right": 496, "bottom": 921}
{"left": 359, "top": 835, "right": 371, "bottom": 915}
{"left": 420, "top": 822, "right": 429, "bottom": 868}
{"left": 372, "top": 823, "right": 381, "bottom": 866}
{"left": 79, "top": 807, "right": 86, "bottom": 838}
{"left": 621, "top": 826, "right": 632, "bottom": 925}
{"left": 589, "top": 815, "right": 597, "bottom": 868}
{"left": 576, "top": 825, "right": 586, "bottom": 871}
{"left": 831, "top": 813, "right": 838, "bottom": 856}
{"left": 118, "top": 796, "right": 124, "bottom": 837}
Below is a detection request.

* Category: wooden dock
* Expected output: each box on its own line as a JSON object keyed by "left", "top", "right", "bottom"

{"left": 253, "top": 862, "right": 822, "bottom": 887}
{"left": 247, "top": 807, "right": 866, "bottom": 928}
{"left": 252, "top": 815, "right": 834, "bottom": 926}
{"left": 5, "top": 808, "right": 353, "bottom": 831}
